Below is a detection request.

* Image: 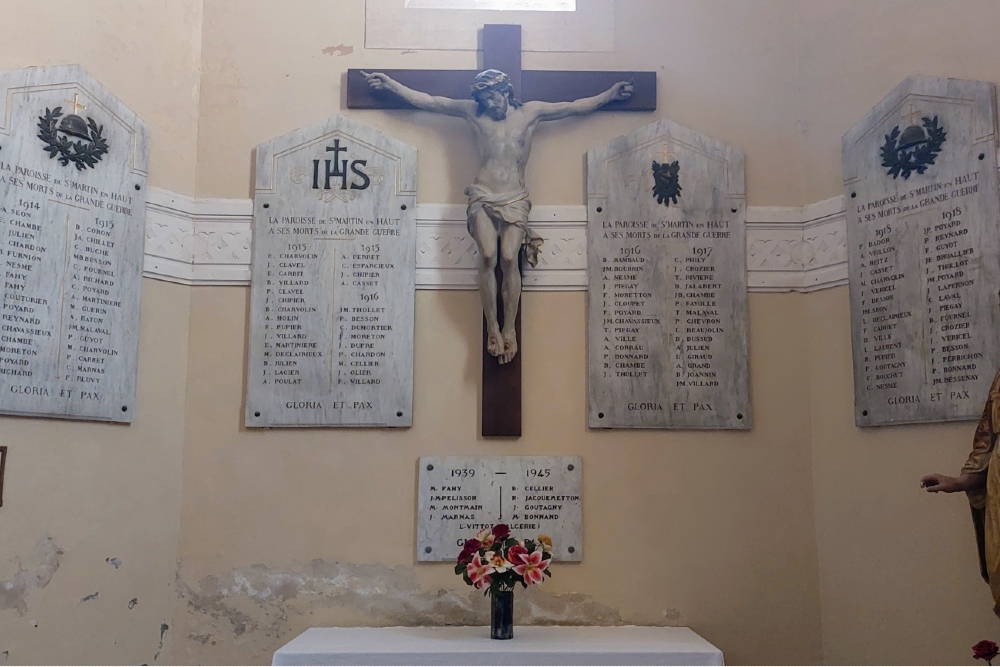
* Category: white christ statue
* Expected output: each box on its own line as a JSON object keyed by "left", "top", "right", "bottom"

{"left": 362, "top": 69, "right": 633, "bottom": 364}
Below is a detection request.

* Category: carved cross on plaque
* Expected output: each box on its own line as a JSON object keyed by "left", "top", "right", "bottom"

{"left": 65, "top": 93, "right": 87, "bottom": 115}
{"left": 347, "top": 24, "right": 656, "bottom": 437}
{"left": 903, "top": 103, "right": 923, "bottom": 126}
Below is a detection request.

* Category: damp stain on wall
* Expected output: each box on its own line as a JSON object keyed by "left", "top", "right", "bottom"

{"left": 0, "top": 537, "right": 63, "bottom": 615}
{"left": 322, "top": 44, "right": 354, "bottom": 56}
{"left": 177, "top": 559, "right": 681, "bottom": 658}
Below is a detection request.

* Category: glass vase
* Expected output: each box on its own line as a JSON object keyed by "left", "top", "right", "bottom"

{"left": 490, "top": 590, "right": 514, "bottom": 640}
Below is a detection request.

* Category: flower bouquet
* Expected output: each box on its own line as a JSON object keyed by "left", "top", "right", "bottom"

{"left": 454, "top": 523, "right": 553, "bottom": 639}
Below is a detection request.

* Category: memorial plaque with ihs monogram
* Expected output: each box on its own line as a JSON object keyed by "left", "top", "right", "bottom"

{"left": 587, "top": 120, "right": 751, "bottom": 430}
{"left": 844, "top": 76, "right": 1000, "bottom": 426}
{"left": 0, "top": 65, "right": 149, "bottom": 422}
{"left": 245, "top": 115, "right": 416, "bottom": 427}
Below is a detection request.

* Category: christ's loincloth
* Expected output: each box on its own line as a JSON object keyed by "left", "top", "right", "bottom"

{"left": 464, "top": 185, "right": 544, "bottom": 268}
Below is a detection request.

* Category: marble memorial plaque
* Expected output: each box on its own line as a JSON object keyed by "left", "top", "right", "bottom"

{"left": 0, "top": 65, "right": 149, "bottom": 422}
{"left": 245, "top": 115, "right": 416, "bottom": 427}
{"left": 844, "top": 76, "right": 1000, "bottom": 426}
{"left": 417, "top": 456, "right": 582, "bottom": 562}
{"left": 587, "top": 120, "right": 751, "bottom": 429}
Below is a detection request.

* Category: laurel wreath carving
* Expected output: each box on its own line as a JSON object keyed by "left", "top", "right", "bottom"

{"left": 880, "top": 115, "right": 946, "bottom": 180}
{"left": 652, "top": 160, "right": 682, "bottom": 207}
{"left": 37, "top": 107, "right": 109, "bottom": 170}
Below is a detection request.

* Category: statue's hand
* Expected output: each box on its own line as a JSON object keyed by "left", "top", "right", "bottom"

{"left": 361, "top": 71, "right": 394, "bottom": 93}
{"left": 611, "top": 80, "right": 634, "bottom": 102}
{"left": 920, "top": 473, "right": 964, "bottom": 493}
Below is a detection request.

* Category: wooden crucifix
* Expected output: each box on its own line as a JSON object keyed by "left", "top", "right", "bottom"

{"left": 347, "top": 24, "right": 655, "bottom": 438}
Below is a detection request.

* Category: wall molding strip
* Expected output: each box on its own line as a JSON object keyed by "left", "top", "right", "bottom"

{"left": 143, "top": 187, "right": 849, "bottom": 292}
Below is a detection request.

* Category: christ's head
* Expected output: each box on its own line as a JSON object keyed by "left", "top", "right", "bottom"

{"left": 471, "top": 69, "right": 521, "bottom": 120}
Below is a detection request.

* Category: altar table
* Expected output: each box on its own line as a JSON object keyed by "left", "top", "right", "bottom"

{"left": 271, "top": 626, "right": 724, "bottom": 666}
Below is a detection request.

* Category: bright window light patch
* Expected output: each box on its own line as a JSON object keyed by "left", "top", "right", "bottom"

{"left": 405, "top": 0, "right": 575, "bottom": 10}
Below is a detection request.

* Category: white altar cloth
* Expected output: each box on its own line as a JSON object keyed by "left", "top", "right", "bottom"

{"left": 271, "top": 626, "right": 724, "bottom": 666}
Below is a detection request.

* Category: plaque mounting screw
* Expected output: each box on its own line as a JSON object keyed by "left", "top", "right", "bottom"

{"left": 263, "top": 203, "right": 270, "bottom": 208}
{"left": 851, "top": 192, "right": 857, "bottom": 199}
{"left": 567, "top": 464, "right": 574, "bottom": 471}
{"left": 400, "top": 204, "right": 407, "bottom": 210}
{"left": 596, "top": 207, "right": 603, "bottom": 213}
{"left": 427, "top": 464, "right": 434, "bottom": 471}
{"left": 737, "top": 413, "right": 743, "bottom": 420}
{"left": 731, "top": 207, "right": 738, "bottom": 213}
{"left": 568, "top": 546, "right": 575, "bottom": 553}
{"left": 424, "top": 546, "right": 432, "bottom": 553}
{"left": 254, "top": 411, "right": 261, "bottom": 417}
{"left": 134, "top": 184, "right": 141, "bottom": 191}
{"left": 980, "top": 153, "right": 986, "bottom": 160}
{"left": 862, "top": 410, "right": 869, "bottom": 417}
{"left": 598, "top": 412, "right": 605, "bottom": 419}
{"left": 121, "top": 406, "right": 128, "bottom": 412}
{"left": 396, "top": 411, "right": 403, "bottom": 417}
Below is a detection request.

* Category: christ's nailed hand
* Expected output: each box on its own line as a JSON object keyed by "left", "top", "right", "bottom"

{"left": 612, "top": 80, "right": 634, "bottom": 102}
{"left": 361, "top": 71, "right": 392, "bottom": 92}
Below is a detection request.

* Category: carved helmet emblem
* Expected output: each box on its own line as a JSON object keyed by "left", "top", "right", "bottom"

{"left": 37, "top": 94, "right": 109, "bottom": 171}
{"left": 880, "top": 105, "right": 946, "bottom": 180}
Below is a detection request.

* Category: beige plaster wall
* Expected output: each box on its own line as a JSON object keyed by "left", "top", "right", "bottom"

{"left": 0, "top": 280, "right": 190, "bottom": 664}
{"left": 793, "top": 0, "right": 1000, "bottom": 203}
{"left": 790, "top": 2, "right": 1000, "bottom": 663}
{"left": 0, "top": 1, "right": 201, "bottom": 664}
{"left": 806, "top": 287, "right": 998, "bottom": 665}
{"left": 176, "top": 1, "right": 822, "bottom": 664}
{"left": 4, "top": 0, "right": 1000, "bottom": 665}
{"left": 175, "top": 287, "right": 820, "bottom": 665}
{"left": 193, "top": 0, "right": 809, "bottom": 204}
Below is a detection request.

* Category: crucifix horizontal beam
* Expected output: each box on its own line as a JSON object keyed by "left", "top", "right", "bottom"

{"left": 347, "top": 68, "right": 657, "bottom": 111}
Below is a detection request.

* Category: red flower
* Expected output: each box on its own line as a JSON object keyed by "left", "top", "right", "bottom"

{"left": 457, "top": 538, "right": 482, "bottom": 564}
{"left": 973, "top": 640, "right": 998, "bottom": 663}
{"left": 507, "top": 544, "right": 529, "bottom": 565}
{"left": 492, "top": 524, "right": 510, "bottom": 540}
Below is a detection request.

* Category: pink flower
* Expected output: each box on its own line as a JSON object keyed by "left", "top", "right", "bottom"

{"left": 513, "top": 549, "right": 551, "bottom": 585}
{"left": 507, "top": 544, "right": 529, "bottom": 566}
{"left": 466, "top": 553, "right": 495, "bottom": 588}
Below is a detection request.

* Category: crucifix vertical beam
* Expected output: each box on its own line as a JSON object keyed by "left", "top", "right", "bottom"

{"left": 480, "top": 24, "right": 523, "bottom": 438}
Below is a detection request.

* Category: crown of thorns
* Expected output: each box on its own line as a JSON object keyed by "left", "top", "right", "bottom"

{"left": 470, "top": 70, "right": 512, "bottom": 97}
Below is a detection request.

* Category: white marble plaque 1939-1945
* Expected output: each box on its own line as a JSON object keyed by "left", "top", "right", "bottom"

{"left": 586, "top": 120, "right": 751, "bottom": 430}
{"left": 245, "top": 115, "right": 416, "bottom": 427}
{"left": 417, "top": 456, "right": 583, "bottom": 563}
{"left": 0, "top": 65, "right": 149, "bottom": 422}
{"left": 843, "top": 76, "right": 1000, "bottom": 427}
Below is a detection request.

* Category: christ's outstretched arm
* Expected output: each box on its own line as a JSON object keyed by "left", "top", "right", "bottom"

{"left": 525, "top": 80, "right": 634, "bottom": 122}
{"left": 361, "top": 71, "right": 477, "bottom": 118}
